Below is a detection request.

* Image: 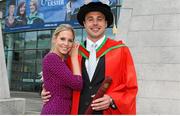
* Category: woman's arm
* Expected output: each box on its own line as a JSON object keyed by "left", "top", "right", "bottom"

{"left": 70, "top": 43, "right": 81, "bottom": 76}
{"left": 43, "top": 53, "right": 83, "bottom": 90}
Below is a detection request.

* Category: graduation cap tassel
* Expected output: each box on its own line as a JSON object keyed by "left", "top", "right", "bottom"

{"left": 112, "top": 14, "right": 117, "bottom": 34}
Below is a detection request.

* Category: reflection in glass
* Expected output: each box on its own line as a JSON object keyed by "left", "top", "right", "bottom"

{"left": 74, "top": 29, "right": 83, "bottom": 42}
{"left": 36, "top": 49, "right": 49, "bottom": 75}
{"left": 14, "top": 32, "right": 25, "bottom": 50}
{"left": 11, "top": 51, "right": 24, "bottom": 90}
{"left": 25, "top": 31, "right": 37, "bottom": 49}
{"left": 23, "top": 50, "right": 36, "bottom": 91}
{"left": 37, "top": 30, "right": 51, "bottom": 49}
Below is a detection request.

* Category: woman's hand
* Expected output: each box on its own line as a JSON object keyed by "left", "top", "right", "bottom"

{"left": 69, "top": 42, "right": 80, "bottom": 59}
{"left": 69, "top": 42, "right": 81, "bottom": 76}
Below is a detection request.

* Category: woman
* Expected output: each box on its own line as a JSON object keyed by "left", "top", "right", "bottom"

{"left": 16, "top": 1, "right": 27, "bottom": 26}
{"left": 5, "top": 0, "right": 17, "bottom": 28}
{"left": 41, "top": 24, "right": 83, "bottom": 114}
{"left": 27, "top": 0, "right": 44, "bottom": 25}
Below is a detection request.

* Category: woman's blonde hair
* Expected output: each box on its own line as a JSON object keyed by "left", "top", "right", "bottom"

{"left": 51, "top": 24, "right": 75, "bottom": 51}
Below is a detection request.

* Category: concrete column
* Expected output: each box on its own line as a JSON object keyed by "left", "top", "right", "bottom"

{"left": 0, "top": 11, "right": 26, "bottom": 115}
{"left": 0, "top": 11, "right": 10, "bottom": 99}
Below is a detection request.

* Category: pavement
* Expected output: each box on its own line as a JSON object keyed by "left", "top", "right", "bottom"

{"left": 10, "top": 91, "right": 43, "bottom": 115}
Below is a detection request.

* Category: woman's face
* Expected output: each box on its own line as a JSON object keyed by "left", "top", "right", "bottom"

{"left": 53, "top": 30, "right": 74, "bottom": 57}
{"left": 30, "top": 2, "right": 36, "bottom": 13}
{"left": 9, "top": 5, "right": 15, "bottom": 16}
{"left": 20, "top": 3, "right": 26, "bottom": 15}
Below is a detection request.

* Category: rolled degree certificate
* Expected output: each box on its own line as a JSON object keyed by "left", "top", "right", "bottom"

{"left": 84, "top": 77, "right": 112, "bottom": 114}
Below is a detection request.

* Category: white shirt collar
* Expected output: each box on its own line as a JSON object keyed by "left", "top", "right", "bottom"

{"left": 86, "top": 35, "right": 106, "bottom": 51}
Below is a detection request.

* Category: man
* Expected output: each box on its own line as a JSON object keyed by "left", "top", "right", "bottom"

{"left": 5, "top": 0, "right": 17, "bottom": 28}
{"left": 41, "top": 2, "right": 138, "bottom": 115}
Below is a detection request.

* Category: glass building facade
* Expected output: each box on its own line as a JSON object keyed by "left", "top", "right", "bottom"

{"left": 0, "top": 0, "right": 121, "bottom": 92}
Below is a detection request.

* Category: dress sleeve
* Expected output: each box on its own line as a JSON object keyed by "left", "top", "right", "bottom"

{"left": 43, "top": 54, "right": 83, "bottom": 90}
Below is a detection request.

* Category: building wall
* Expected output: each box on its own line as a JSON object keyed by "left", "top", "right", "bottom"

{"left": 116, "top": 0, "right": 180, "bottom": 114}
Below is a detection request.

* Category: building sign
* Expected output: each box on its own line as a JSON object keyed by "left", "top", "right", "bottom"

{"left": 4, "top": 0, "right": 117, "bottom": 33}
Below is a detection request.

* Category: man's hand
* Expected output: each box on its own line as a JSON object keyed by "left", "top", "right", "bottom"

{"left": 91, "top": 94, "right": 111, "bottom": 111}
{"left": 41, "top": 87, "right": 51, "bottom": 104}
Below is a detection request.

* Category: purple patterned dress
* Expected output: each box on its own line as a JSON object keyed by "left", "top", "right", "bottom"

{"left": 41, "top": 53, "right": 83, "bottom": 115}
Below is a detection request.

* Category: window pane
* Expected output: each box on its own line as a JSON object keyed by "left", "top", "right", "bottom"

{"left": 14, "top": 32, "right": 25, "bottom": 50}
{"left": 23, "top": 50, "right": 36, "bottom": 91}
{"left": 36, "top": 49, "right": 49, "bottom": 73}
{"left": 24, "top": 50, "right": 36, "bottom": 60}
{"left": 25, "top": 32, "right": 37, "bottom": 49}
{"left": 24, "top": 50, "right": 36, "bottom": 72}
{"left": 11, "top": 51, "right": 24, "bottom": 90}
{"left": 74, "top": 29, "right": 83, "bottom": 42}
{"left": 37, "top": 30, "right": 51, "bottom": 49}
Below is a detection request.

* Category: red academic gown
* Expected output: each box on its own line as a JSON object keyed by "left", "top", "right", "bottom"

{"left": 69, "top": 38, "right": 138, "bottom": 114}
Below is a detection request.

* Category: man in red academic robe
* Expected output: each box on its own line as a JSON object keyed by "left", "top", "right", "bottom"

{"left": 42, "top": 2, "right": 138, "bottom": 115}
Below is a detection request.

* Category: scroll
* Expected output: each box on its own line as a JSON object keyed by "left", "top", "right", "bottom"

{"left": 84, "top": 77, "right": 112, "bottom": 114}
